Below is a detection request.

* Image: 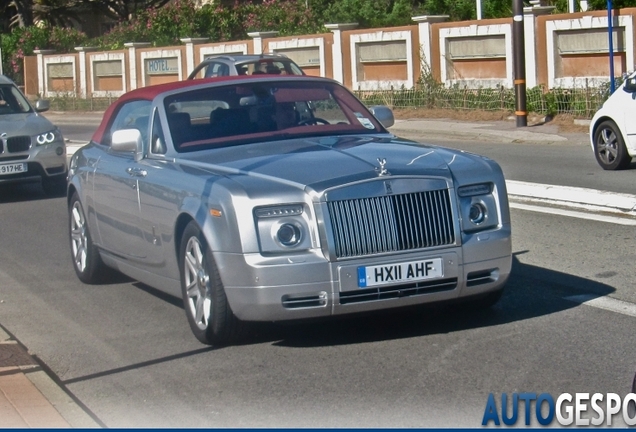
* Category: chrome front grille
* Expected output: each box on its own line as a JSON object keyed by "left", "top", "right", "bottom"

{"left": 6, "top": 136, "right": 31, "bottom": 153}
{"left": 327, "top": 189, "right": 455, "bottom": 258}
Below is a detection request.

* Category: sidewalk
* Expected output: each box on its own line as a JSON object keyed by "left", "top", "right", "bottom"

{"left": 0, "top": 326, "right": 100, "bottom": 428}
{"left": 390, "top": 115, "right": 589, "bottom": 144}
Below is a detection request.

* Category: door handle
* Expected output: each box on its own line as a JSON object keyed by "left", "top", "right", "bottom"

{"left": 126, "top": 167, "right": 147, "bottom": 177}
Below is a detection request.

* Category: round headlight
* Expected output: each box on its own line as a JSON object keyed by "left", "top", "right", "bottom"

{"left": 469, "top": 203, "right": 487, "bottom": 225}
{"left": 277, "top": 223, "right": 301, "bottom": 247}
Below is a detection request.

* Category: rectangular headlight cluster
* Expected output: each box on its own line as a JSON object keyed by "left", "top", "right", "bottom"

{"left": 254, "top": 204, "right": 316, "bottom": 254}
{"left": 457, "top": 183, "right": 499, "bottom": 233}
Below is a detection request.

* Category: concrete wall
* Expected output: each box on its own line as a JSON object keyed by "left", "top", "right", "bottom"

{"left": 23, "top": 6, "right": 636, "bottom": 98}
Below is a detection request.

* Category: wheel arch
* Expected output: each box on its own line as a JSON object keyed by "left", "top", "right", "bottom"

{"left": 174, "top": 212, "right": 196, "bottom": 267}
{"left": 591, "top": 116, "right": 619, "bottom": 142}
{"left": 67, "top": 183, "right": 78, "bottom": 206}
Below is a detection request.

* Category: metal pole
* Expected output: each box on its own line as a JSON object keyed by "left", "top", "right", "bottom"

{"left": 0, "top": 48, "right": 3, "bottom": 76}
{"left": 477, "top": 0, "right": 482, "bottom": 20}
{"left": 512, "top": 0, "right": 527, "bottom": 127}
{"left": 608, "top": 0, "right": 615, "bottom": 93}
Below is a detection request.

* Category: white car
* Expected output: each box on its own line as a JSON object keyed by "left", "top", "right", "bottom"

{"left": 589, "top": 73, "right": 636, "bottom": 170}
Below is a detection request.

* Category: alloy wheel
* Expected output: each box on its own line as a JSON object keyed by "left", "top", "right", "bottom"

{"left": 597, "top": 127, "right": 619, "bottom": 165}
{"left": 183, "top": 237, "right": 212, "bottom": 330}
{"left": 70, "top": 201, "right": 88, "bottom": 273}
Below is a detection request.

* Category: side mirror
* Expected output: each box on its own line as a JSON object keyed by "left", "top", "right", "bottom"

{"left": 35, "top": 99, "right": 50, "bottom": 112}
{"left": 624, "top": 76, "right": 636, "bottom": 93}
{"left": 368, "top": 105, "right": 395, "bottom": 129}
{"left": 112, "top": 129, "right": 144, "bottom": 161}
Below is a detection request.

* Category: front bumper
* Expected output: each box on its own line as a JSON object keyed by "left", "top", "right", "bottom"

{"left": 0, "top": 141, "right": 67, "bottom": 185}
{"left": 217, "top": 226, "right": 511, "bottom": 322}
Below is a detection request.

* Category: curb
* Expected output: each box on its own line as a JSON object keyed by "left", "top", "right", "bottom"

{"left": 0, "top": 326, "right": 101, "bottom": 428}
{"left": 506, "top": 180, "right": 636, "bottom": 218}
{"left": 390, "top": 120, "right": 570, "bottom": 145}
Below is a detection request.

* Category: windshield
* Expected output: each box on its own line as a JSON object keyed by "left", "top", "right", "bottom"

{"left": 241, "top": 60, "right": 304, "bottom": 76}
{"left": 0, "top": 84, "right": 33, "bottom": 115}
{"left": 164, "top": 80, "right": 385, "bottom": 153}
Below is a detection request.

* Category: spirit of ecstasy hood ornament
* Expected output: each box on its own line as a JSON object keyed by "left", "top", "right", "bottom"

{"left": 376, "top": 157, "right": 390, "bottom": 177}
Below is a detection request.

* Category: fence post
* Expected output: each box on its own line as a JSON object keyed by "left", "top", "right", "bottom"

{"left": 324, "top": 23, "right": 359, "bottom": 85}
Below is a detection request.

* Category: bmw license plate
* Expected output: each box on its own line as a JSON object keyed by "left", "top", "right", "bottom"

{"left": 357, "top": 258, "right": 443, "bottom": 288}
{"left": 0, "top": 163, "right": 27, "bottom": 175}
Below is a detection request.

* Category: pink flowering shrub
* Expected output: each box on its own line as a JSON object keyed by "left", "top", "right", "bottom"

{"left": 1, "top": 26, "right": 87, "bottom": 84}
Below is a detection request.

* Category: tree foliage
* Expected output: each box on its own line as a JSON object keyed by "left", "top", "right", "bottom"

{"left": 319, "top": 0, "right": 424, "bottom": 27}
{"left": 83, "top": 0, "right": 172, "bottom": 21}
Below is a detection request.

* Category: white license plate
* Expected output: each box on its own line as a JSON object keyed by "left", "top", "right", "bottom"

{"left": 0, "top": 163, "right": 27, "bottom": 175}
{"left": 358, "top": 258, "right": 443, "bottom": 288}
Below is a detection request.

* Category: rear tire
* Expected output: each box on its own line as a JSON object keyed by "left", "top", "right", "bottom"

{"left": 593, "top": 120, "right": 631, "bottom": 170}
{"left": 179, "top": 221, "right": 245, "bottom": 345}
{"left": 69, "top": 192, "right": 108, "bottom": 283}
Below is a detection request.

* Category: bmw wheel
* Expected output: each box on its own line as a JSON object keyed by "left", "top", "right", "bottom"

{"left": 180, "top": 221, "right": 245, "bottom": 345}
{"left": 593, "top": 120, "right": 631, "bottom": 170}
{"left": 69, "top": 192, "right": 108, "bottom": 283}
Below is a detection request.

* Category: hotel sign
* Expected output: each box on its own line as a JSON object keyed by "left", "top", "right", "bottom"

{"left": 145, "top": 57, "right": 179, "bottom": 75}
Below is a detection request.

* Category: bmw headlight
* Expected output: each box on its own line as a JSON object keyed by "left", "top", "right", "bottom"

{"left": 254, "top": 204, "right": 315, "bottom": 253}
{"left": 457, "top": 183, "right": 499, "bottom": 232}
{"left": 35, "top": 129, "right": 62, "bottom": 146}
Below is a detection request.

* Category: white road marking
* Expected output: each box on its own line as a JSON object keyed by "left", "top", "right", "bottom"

{"left": 506, "top": 180, "right": 636, "bottom": 214}
{"left": 510, "top": 202, "right": 636, "bottom": 226}
{"left": 564, "top": 294, "right": 636, "bottom": 318}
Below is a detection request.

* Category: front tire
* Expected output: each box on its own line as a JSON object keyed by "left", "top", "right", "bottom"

{"left": 593, "top": 120, "right": 631, "bottom": 170}
{"left": 180, "top": 221, "right": 244, "bottom": 345}
{"left": 69, "top": 192, "right": 108, "bottom": 283}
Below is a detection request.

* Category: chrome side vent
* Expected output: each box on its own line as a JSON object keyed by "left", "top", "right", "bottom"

{"left": 327, "top": 189, "right": 455, "bottom": 259}
{"left": 282, "top": 291, "right": 328, "bottom": 309}
{"left": 467, "top": 269, "right": 497, "bottom": 287}
{"left": 339, "top": 277, "right": 457, "bottom": 305}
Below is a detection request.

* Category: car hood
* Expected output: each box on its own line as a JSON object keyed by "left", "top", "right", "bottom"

{"left": 178, "top": 135, "right": 500, "bottom": 195}
{"left": 0, "top": 112, "right": 55, "bottom": 136}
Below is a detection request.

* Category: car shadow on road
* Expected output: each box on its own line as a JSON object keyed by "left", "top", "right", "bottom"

{"left": 119, "top": 250, "right": 616, "bottom": 350}
{"left": 0, "top": 182, "right": 63, "bottom": 202}
{"left": 250, "top": 251, "right": 616, "bottom": 348}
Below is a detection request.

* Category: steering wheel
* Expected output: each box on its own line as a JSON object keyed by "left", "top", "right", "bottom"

{"left": 298, "top": 117, "right": 330, "bottom": 126}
